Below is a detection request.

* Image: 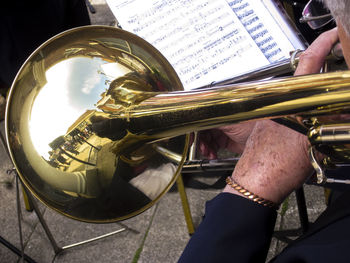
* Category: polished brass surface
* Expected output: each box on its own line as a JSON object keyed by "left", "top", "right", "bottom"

{"left": 6, "top": 25, "right": 350, "bottom": 223}
{"left": 5, "top": 26, "right": 189, "bottom": 223}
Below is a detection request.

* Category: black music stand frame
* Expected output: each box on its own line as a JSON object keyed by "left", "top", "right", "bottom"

{"left": 0, "top": 124, "right": 136, "bottom": 262}
{"left": 0, "top": 235, "right": 37, "bottom": 263}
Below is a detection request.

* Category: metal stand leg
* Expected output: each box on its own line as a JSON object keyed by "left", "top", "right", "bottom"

{"left": 0, "top": 235, "right": 37, "bottom": 263}
{"left": 0, "top": 125, "right": 36, "bottom": 262}
{"left": 176, "top": 174, "right": 195, "bottom": 235}
{"left": 21, "top": 187, "right": 33, "bottom": 212}
{"left": 273, "top": 186, "right": 310, "bottom": 243}
{"left": 18, "top": 175, "right": 135, "bottom": 254}
{"left": 295, "top": 187, "right": 309, "bottom": 233}
{"left": 0, "top": 126, "right": 135, "bottom": 259}
{"left": 19, "top": 181, "right": 62, "bottom": 254}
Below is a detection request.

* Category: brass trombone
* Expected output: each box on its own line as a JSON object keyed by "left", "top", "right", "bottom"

{"left": 5, "top": 26, "right": 350, "bottom": 223}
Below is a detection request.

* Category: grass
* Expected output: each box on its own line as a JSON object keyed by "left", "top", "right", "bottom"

{"left": 132, "top": 204, "right": 158, "bottom": 263}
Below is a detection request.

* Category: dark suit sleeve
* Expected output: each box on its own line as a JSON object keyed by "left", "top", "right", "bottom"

{"left": 178, "top": 193, "right": 277, "bottom": 263}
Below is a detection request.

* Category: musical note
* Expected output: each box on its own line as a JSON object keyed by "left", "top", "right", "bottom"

{"left": 106, "top": 0, "right": 305, "bottom": 90}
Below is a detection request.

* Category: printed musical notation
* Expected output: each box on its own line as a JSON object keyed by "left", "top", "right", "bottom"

{"left": 106, "top": 0, "right": 305, "bottom": 90}
{"left": 227, "top": 0, "right": 284, "bottom": 62}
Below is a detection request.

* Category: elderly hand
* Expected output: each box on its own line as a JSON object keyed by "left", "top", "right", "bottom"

{"left": 199, "top": 121, "right": 256, "bottom": 159}
{"left": 224, "top": 120, "right": 312, "bottom": 204}
{"left": 295, "top": 27, "right": 339, "bottom": 76}
{"left": 223, "top": 28, "right": 340, "bottom": 204}
{"left": 199, "top": 28, "right": 340, "bottom": 162}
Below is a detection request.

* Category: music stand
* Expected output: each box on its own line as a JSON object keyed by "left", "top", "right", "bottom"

{"left": 0, "top": 123, "right": 137, "bottom": 262}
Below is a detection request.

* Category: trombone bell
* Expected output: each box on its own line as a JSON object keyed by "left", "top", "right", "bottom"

{"left": 6, "top": 26, "right": 189, "bottom": 223}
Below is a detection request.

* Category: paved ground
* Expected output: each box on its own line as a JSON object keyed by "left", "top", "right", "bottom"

{"left": 0, "top": 1, "right": 328, "bottom": 262}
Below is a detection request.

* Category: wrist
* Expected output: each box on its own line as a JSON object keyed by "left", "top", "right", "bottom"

{"left": 224, "top": 176, "right": 281, "bottom": 208}
{"left": 224, "top": 120, "right": 313, "bottom": 204}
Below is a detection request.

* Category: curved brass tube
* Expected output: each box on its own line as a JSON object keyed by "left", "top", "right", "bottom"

{"left": 107, "top": 70, "right": 350, "bottom": 141}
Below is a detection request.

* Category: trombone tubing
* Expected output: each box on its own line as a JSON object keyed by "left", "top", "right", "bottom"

{"left": 117, "top": 71, "right": 350, "bottom": 138}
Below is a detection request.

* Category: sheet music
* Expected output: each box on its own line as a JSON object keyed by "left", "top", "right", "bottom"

{"left": 230, "top": 0, "right": 301, "bottom": 63}
{"left": 106, "top": 0, "right": 305, "bottom": 90}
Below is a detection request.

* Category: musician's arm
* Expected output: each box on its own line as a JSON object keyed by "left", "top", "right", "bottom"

{"left": 179, "top": 28, "right": 340, "bottom": 263}
{"left": 178, "top": 193, "right": 276, "bottom": 263}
